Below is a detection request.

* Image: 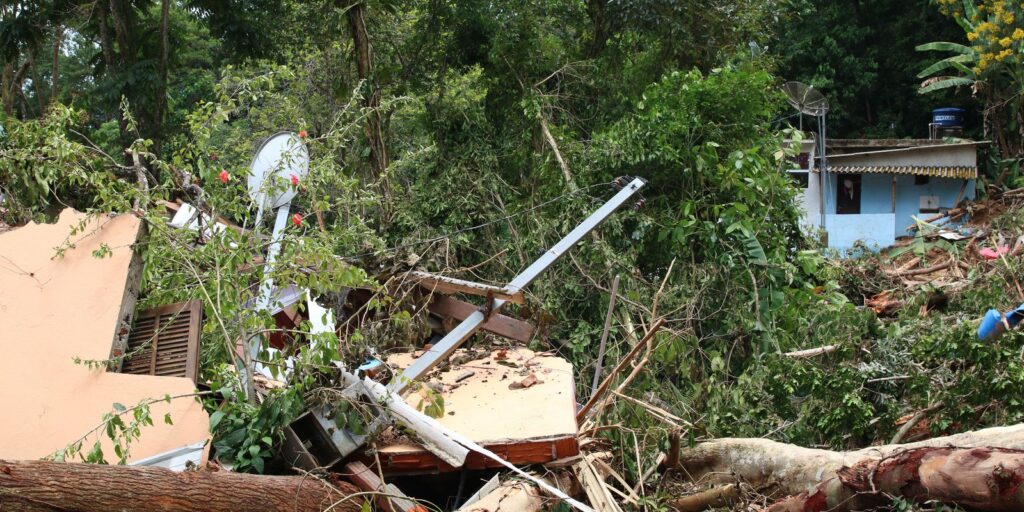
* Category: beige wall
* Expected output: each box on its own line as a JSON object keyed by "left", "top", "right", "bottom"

{"left": 829, "top": 144, "right": 978, "bottom": 168}
{"left": 0, "top": 210, "right": 209, "bottom": 462}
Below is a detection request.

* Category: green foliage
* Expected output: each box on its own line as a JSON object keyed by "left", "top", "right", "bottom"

{"left": 773, "top": 0, "right": 977, "bottom": 138}
{"left": 209, "top": 367, "right": 304, "bottom": 473}
{"left": 0, "top": 105, "right": 133, "bottom": 225}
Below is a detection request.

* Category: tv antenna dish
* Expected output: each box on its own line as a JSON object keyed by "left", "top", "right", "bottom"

{"left": 247, "top": 131, "right": 309, "bottom": 210}
{"left": 782, "top": 81, "right": 830, "bottom": 117}
{"left": 243, "top": 131, "right": 309, "bottom": 399}
{"left": 782, "top": 82, "right": 831, "bottom": 229}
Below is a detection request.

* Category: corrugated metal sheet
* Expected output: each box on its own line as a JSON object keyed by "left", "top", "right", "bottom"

{"left": 826, "top": 165, "right": 977, "bottom": 179}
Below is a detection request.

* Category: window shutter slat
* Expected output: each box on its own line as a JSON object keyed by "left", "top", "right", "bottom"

{"left": 122, "top": 300, "right": 202, "bottom": 383}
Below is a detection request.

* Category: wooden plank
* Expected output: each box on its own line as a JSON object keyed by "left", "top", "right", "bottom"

{"left": 343, "top": 461, "right": 422, "bottom": 512}
{"left": 458, "top": 474, "right": 500, "bottom": 510}
{"left": 427, "top": 295, "right": 534, "bottom": 343}
{"left": 410, "top": 271, "right": 525, "bottom": 304}
{"left": 459, "top": 482, "right": 542, "bottom": 512}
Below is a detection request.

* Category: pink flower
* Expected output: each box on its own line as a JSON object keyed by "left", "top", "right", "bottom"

{"left": 298, "top": 130, "right": 308, "bottom": 139}
{"left": 290, "top": 174, "right": 299, "bottom": 186}
{"left": 219, "top": 170, "right": 230, "bottom": 183}
{"left": 291, "top": 213, "right": 303, "bottom": 227}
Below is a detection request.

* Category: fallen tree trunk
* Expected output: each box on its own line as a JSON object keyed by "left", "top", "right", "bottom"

{"left": 769, "top": 447, "right": 1024, "bottom": 512}
{"left": 671, "top": 424, "right": 1024, "bottom": 511}
{"left": 0, "top": 459, "right": 363, "bottom": 512}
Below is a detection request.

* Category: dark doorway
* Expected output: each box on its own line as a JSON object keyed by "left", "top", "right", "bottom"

{"left": 836, "top": 174, "right": 861, "bottom": 214}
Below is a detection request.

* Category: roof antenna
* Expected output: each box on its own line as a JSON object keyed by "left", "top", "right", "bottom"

{"left": 243, "top": 131, "right": 310, "bottom": 399}
{"left": 782, "top": 81, "right": 830, "bottom": 227}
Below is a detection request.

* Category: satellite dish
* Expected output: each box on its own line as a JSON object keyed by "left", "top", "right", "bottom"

{"left": 782, "top": 81, "right": 830, "bottom": 117}
{"left": 247, "top": 131, "right": 310, "bottom": 210}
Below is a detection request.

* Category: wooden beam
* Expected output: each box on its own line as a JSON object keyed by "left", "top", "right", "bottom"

{"left": 410, "top": 271, "right": 524, "bottom": 304}
{"left": 427, "top": 295, "right": 534, "bottom": 343}
{"left": 343, "top": 462, "right": 422, "bottom": 512}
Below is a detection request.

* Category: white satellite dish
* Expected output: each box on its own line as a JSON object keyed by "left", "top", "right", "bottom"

{"left": 247, "top": 131, "right": 309, "bottom": 210}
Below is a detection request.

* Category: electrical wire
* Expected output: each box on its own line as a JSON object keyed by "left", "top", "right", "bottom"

{"left": 342, "top": 179, "right": 625, "bottom": 261}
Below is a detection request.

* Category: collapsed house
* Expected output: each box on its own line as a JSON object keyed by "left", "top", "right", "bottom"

{"left": 0, "top": 169, "right": 648, "bottom": 511}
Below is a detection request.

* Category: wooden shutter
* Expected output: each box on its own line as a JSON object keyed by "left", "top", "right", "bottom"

{"left": 122, "top": 300, "right": 202, "bottom": 383}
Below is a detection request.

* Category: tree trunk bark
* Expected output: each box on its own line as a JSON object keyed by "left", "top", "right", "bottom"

{"left": 343, "top": 1, "right": 392, "bottom": 214}
{"left": 2, "top": 62, "right": 13, "bottom": 116}
{"left": 0, "top": 459, "right": 364, "bottom": 512}
{"left": 672, "top": 424, "right": 1024, "bottom": 511}
{"left": 585, "top": 0, "right": 609, "bottom": 58}
{"left": 154, "top": 0, "right": 170, "bottom": 156}
{"left": 27, "top": 48, "right": 45, "bottom": 114}
{"left": 769, "top": 447, "right": 1024, "bottom": 512}
{"left": 50, "top": 24, "right": 62, "bottom": 104}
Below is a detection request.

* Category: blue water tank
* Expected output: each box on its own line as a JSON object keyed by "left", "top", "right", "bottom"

{"left": 932, "top": 107, "right": 965, "bottom": 127}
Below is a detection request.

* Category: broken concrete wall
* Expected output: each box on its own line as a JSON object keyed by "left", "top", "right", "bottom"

{"left": 0, "top": 210, "right": 209, "bottom": 461}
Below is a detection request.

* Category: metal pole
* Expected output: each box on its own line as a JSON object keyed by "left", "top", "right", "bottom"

{"left": 243, "top": 204, "right": 292, "bottom": 399}
{"left": 590, "top": 274, "right": 619, "bottom": 397}
{"left": 388, "top": 177, "right": 646, "bottom": 394}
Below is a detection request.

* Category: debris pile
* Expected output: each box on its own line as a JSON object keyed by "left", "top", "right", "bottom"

{"left": 847, "top": 187, "right": 1024, "bottom": 318}
{"left": 0, "top": 146, "right": 659, "bottom": 511}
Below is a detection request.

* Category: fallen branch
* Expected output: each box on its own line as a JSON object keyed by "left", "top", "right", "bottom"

{"left": 576, "top": 318, "right": 665, "bottom": 422}
{"left": 783, "top": 345, "right": 837, "bottom": 359}
{"left": 890, "top": 403, "right": 944, "bottom": 444}
{"left": 669, "top": 484, "right": 738, "bottom": 512}
{"left": 888, "top": 261, "right": 952, "bottom": 277}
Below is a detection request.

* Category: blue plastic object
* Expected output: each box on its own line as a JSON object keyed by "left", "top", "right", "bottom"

{"left": 932, "top": 107, "right": 965, "bottom": 127}
{"left": 978, "top": 303, "right": 1024, "bottom": 340}
{"left": 978, "top": 309, "right": 1004, "bottom": 340}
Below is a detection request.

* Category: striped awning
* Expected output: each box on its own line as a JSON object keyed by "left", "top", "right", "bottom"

{"left": 824, "top": 165, "right": 977, "bottom": 179}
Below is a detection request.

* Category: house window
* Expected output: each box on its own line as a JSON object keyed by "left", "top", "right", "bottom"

{"left": 915, "top": 175, "right": 930, "bottom": 185}
{"left": 787, "top": 170, "right": 809, "bottom": 189}
{"left": 920, "top": 195, "right": 940, "bottom": 214}
{"left": 836, "top": 174, "right": 861, "bottom": 214}
{"left": 788, "top": 152, "right": 810, "bottom": 170}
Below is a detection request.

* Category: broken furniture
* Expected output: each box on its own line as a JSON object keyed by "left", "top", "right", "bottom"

{"left": 285, "top": 177, "right": 644, "bottom": 467}
{"left": 0, "top": 210, "right": 210, "bottom": 463}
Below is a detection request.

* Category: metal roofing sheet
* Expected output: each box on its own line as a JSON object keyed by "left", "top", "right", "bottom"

{"left": 826, "top": 165, "right": 977, "bottom": 179}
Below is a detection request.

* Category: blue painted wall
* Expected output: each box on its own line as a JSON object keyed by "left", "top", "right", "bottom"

{"left": 893, "top": 174, "right": 974, "bottom": 236}
{"left": 820, "top": 172, "right": 975, "bottom": 240}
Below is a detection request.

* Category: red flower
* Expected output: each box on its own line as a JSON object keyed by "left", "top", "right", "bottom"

{"left": 218, "top": 170, "right": 230, "bottom": 183}
{"left": 298, "top": 130, "right": 308, "bottom": 139}
{"left": 290, "top": 173, "right": 299, "bottom": 186}
{"left": 291, "top": 213, "right": 303, "bottom": 226}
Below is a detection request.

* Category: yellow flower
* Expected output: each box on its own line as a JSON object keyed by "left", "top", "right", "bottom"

{"left": 1004, "top": 12, "right": 1015, "bottom": 24}
{"left": 1013, "top": 27, "right": 1024, "bottom": 39}
{"left": 969, "top": 31, "right": 980, "bottom": 41}
{"left": 1001, "top": 36, "right": 1013, "bottom": 47}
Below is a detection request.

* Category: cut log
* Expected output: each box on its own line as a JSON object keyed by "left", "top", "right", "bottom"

{"left": 0, "top": 459, "right": 363, "bottom": 512}
{"left": 672, "top": 424, "right": 1024, "bottom": 511}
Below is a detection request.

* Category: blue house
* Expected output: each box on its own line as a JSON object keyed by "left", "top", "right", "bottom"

{"left": 789, "top": 139, "right": 986, "bottom": 250}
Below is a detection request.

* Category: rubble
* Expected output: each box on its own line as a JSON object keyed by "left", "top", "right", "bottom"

{"left": 0, "top": 159, "right": 661, "bottom": 510}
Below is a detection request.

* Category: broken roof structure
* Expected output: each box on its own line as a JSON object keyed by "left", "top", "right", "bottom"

{"left": 0, "top": 209, "right": 210, "bottom": 463}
